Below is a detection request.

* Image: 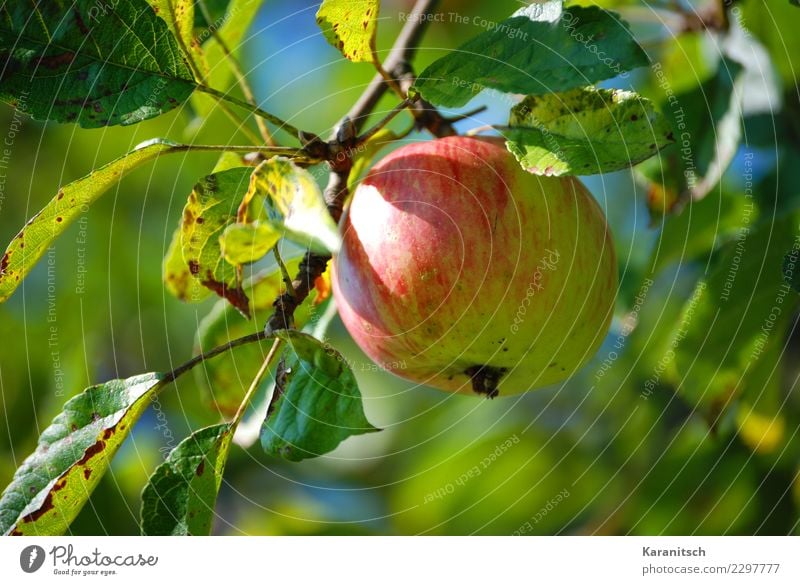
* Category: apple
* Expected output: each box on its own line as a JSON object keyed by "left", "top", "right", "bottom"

{"left": 332, "top": 136, "right": 617, "bottom": 397}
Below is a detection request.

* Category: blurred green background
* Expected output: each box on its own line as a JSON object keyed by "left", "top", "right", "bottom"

{"left": 1, "top": 0, "right": 799, "bottom": 535}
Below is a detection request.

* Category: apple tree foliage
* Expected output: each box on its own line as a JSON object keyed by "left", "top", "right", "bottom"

{"left": 0, "top": 0, "right": 797, "bottom": 535}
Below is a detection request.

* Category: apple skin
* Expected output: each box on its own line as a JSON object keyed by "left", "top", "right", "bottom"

{"left": 332, "top": 136, "right": 616, "bottom": 396}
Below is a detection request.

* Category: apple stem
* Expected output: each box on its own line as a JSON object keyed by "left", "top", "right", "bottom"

{"left": 465, "top": 365, "right": 507, "bottom": 399}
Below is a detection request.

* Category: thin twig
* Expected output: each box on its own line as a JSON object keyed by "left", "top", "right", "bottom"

{"left": 273, "top": 246, "right": 296, "bottom": 300}
{"left": 164, "top": 331, "right": 268, "bottom": 383}
{"left": 196, "top": 0, "right": 275, "bottom": 145}
{"left": 264, "top": 0, "right": 451, "bottom": 334}
{"left": 464, "top": 124, "right": 498, "bottom": 137}
{"left": 372, "top": 57, "right": 408, "bottom": 102}
{"left": 198, "top": 85, "right": 301, "bottom": 140}
{"left": 232, "top": 338, "right": 283, "bottom": 426}
{"left": 165, "top": 143, "right": 309, "bottom": 157}
{"left": 446, "top": 105, "right": 489, "bottom": 124}
{"left": 348, "top": 0, "right": 447, "bottom": 134}
{"left": 356, "top": 96, "right": 418, "bottom": 145}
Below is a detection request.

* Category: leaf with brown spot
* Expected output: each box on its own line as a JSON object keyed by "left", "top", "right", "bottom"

{"left": 147, "top": 0, "right": 207, "bottom": 81}
{"left": 316, "top": 0, "right": 380, "bottom": 63}
{"left": 179, "top": 167, "right": 254, "bottom": 316}
{"left": 503, "top": 87, "right": 673, "bottom": 177}
{"left": 0, "top": 139, "right": 195, "bottom": 303}
{"left": 0, "top": 0, "right": 196, "bottom": 127}
{"left": 141, "top": 424, "right": 233, "bottom": 535}
{"left": 0, "top": 373, "right": 167, "bottom": 535}
{"left": 194, "top": 255, "right": 332, "bottom": 415}
{"left": 162, "top": 225, "right": 211, "bottom": 303}
{"left": 190, "top": 0, "right": 267, "bottom": 119}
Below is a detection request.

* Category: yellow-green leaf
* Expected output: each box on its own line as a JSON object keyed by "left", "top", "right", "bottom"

{"left": 181, "top": 167, "right": 253, "bottom": 316}
{"left": 195, "top": 256, "right": 332, "bottom": 415}
{"left": 247, "top": 158, "right": 341, "bottom": 254}
{"left": 0, "top": 374, "right": 167, "bottom": 535}
{"left": 0, "top": 140, "right": 190, "bottom": 303}
{"left": 163, "top": 226, "right": 212, "bottom": 303}
{"left": 220, "top": 221, "right": 281, "bottom": 265}
{"left": 316, "top": 0, "right": 379, "bottom": 63}
{"left": 148, "top": 0, "right": 208, "bottom": 80}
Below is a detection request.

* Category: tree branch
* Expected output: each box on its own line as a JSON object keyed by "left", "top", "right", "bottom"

{"left": 265, "top": 0, "right": 453, "bottom": 335}
{"left": 164, "top": 331, "right": 268, "bottom": 383}
{"left": 348, "top": 0, "right": 452, "bottom": 135}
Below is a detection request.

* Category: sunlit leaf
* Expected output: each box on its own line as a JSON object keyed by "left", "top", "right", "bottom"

{"left": 503, "top": 87, "right": 673, "bottom": 176}
{"left": 163, "top": 226, "right": 212, "bottom": 303}
{"left": 195, "top": 257, "right": 331, "bottom": 415}
{"left": 260, "top": 330, "right": 378, "bottom": 461}
{"left": 219, "top": 221, "right": 281, "bottom": 265}
{"left": 181, "top": 167, "right": 253, "bottom": 316}
{"left": 0, "top": 0, "right": 195, "bottom": 127}
{"left": 191, "top": 0, "right": 266, "bottom": 118}
{"left": 316, "top": 0, "right": 379, "bottom": 63}
{"left": 736, "top": 407, "right": 785, "bottom": 456}
{"left": 141, "top": 423, "right": 233, "bottom": 535}
{"left": 247, "top": 158, "right": 341, "bottom": 254}
{"left": 412, "top": 2, "right": 648, "bottom": 108}
{"left": 0, "top": 374, "right": 166, "bottom": 535}
{"left": 0, "top": 139, "right": 191, "bottom": 303}
{"left": 148, "top": 0, "right": 208, "bottom": 79}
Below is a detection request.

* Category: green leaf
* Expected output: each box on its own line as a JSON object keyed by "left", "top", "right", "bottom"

{"left": 0, "top": 139, "right": 190, "bottom": 303}
{"left": 247, "top": 158, "right": 341, "bottom": 254}
{"left": 260, "top": 331, "right": 378, "bottom": 462}
{"left": 219, "top": 221, "right": 281, "bottom": 265}
{"left": 164, "top": 152, "right": 246, "bottom": 304}
{"left": 191, "top": 0, "right": 266, "bottom": 118}
{"left": 741, "top": 0, "right": 800, "bottom": 87}
{"left": 784, "top": 248, "right": 800, "bottom": 294}
{"left": 503, "top": 87, "right": 673, "bottom": 176}
{"left": 163, "top": 226, "right": 212, "bottom": 303}
{"left": 639, "top": 59, "right": 744, "bottom": 210}
{"left": 412, "top": 2, "right": 649, "bottom": 108}
{"left": 148, "top": 0, "right": 207, "bottom": 77}
{"left": 140, "top": 423, "right": 233, "bottom": 535}
{"left": 316, "top": 0, "right": 379, "bottom": 63}
{"left": 195, "top": 257, "right": 331, "bottom": 415}
{"left": 649, "top": 189, "right": 754, "bottom": 275}
{"left": 663, "top": 211, "right": 800, "bottom": 413}
{"left": 0, "top": 0, "right": 195, "bottom": 127}
{"left": 194, "top": 0, "right": 231, "bottom": 28}
{"left": 0, "top": 374, "right": 166, "bottom": 535}
{"left": 181, "top": 167, "right": 253, "bottom": 316}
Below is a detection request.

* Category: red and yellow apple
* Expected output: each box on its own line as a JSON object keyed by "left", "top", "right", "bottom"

{"left": 332, "top": 136, "right": 616, "bottom": 397}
